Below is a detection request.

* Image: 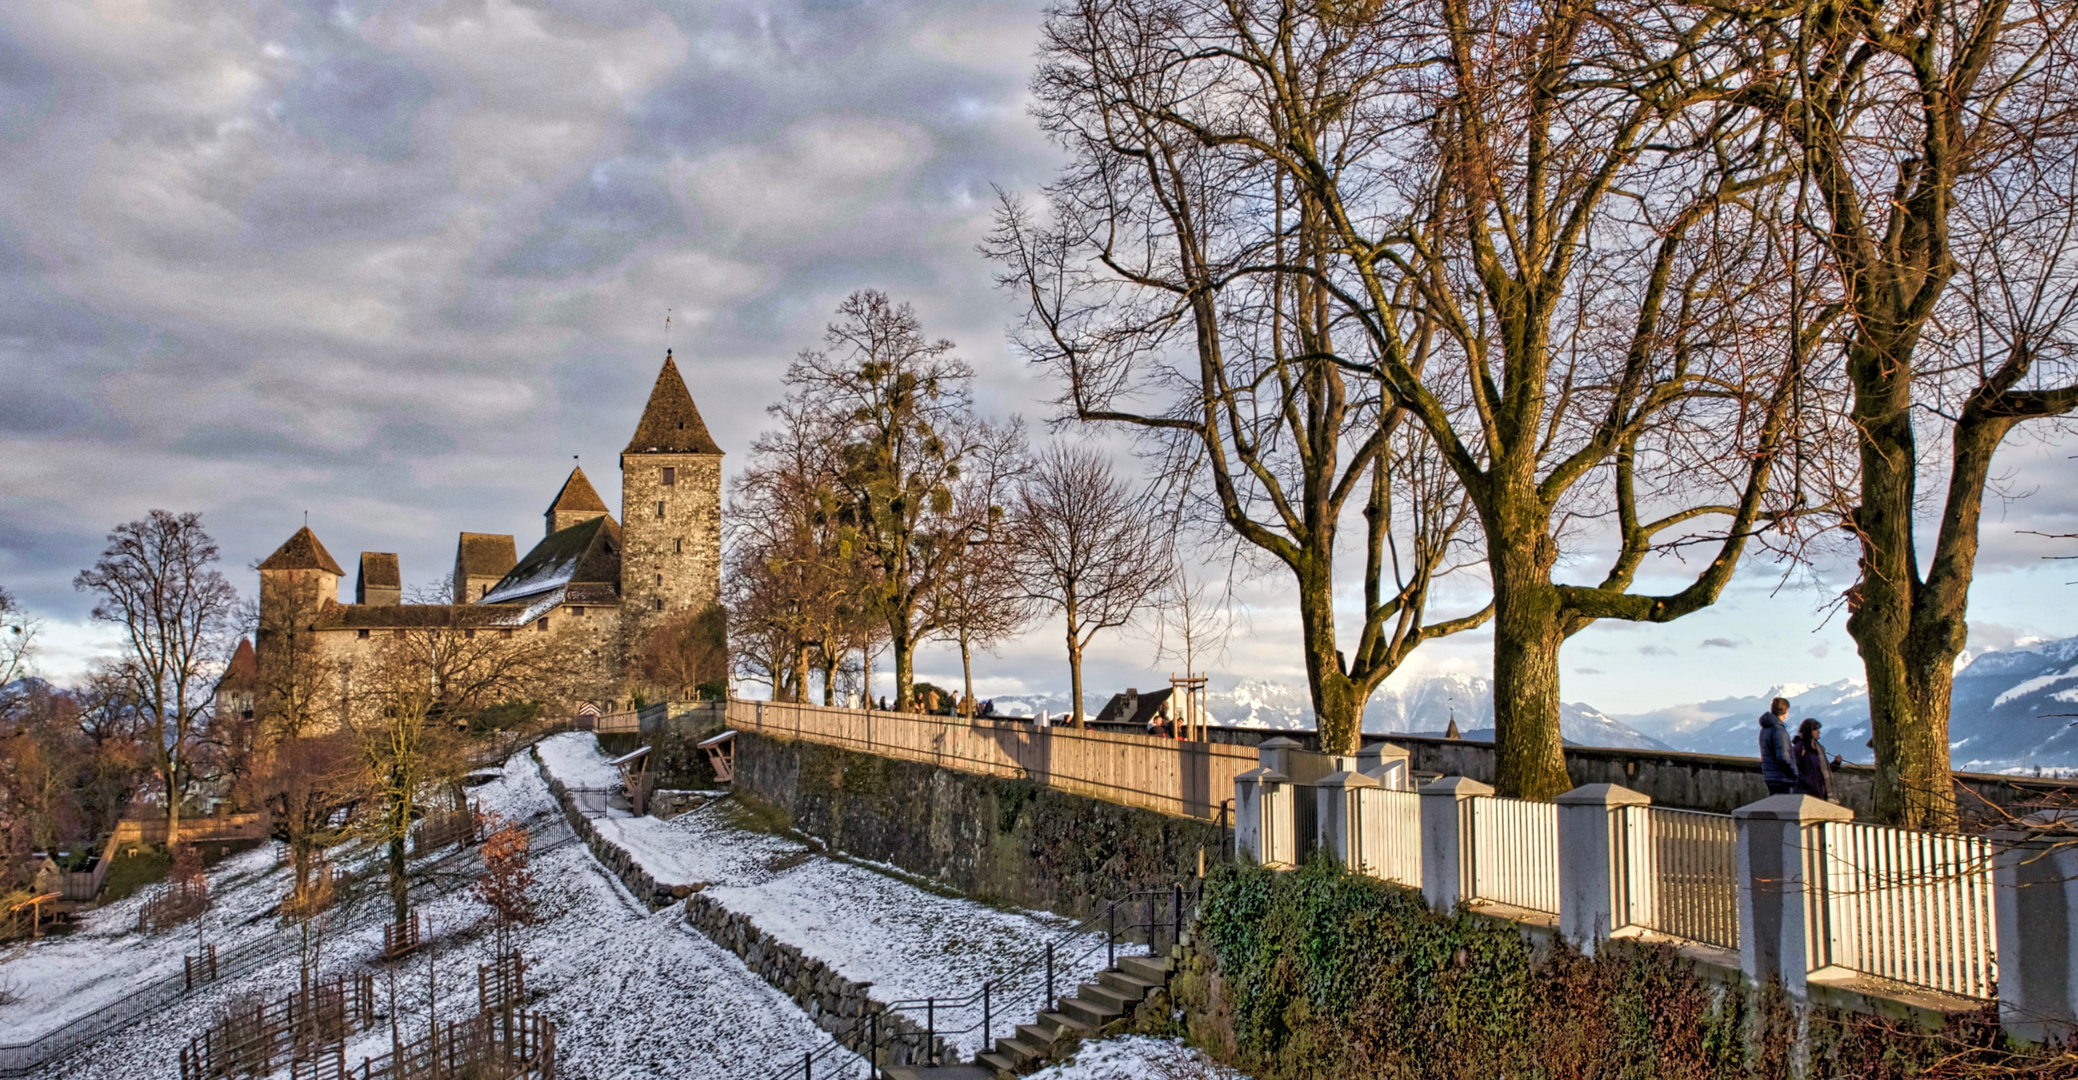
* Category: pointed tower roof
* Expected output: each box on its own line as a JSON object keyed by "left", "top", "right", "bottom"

{"left": 258, "top": 526, "right": 345, "bottom": 575}
{"left": 221, "top": 638, "right": 257, "bottom": 689}
{"left": 546, "top": 466, "right": 610, "bottom": 515}
{"left": 623, "top": 350, "right": 723, "bottom": 455}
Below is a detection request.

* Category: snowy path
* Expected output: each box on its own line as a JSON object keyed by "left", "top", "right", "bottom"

{"left": 535, "top": 733, "right": 1111, "bottom": 1058}
{"left": 1025, "top": 1036, "right": 1247, "bottom": 1080}
{"left": 18, "top": 753, "right": 850, "bottom": 1080}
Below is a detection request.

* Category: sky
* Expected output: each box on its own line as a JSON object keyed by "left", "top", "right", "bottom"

{"left": 2, "top": 0, "right": 2075, "bottom": 717}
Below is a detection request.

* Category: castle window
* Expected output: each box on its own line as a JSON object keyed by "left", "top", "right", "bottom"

{"left": 661, "top": 467, "right": 676, "bottom": 486}
{"left": 655, "top": 573, "right": 662, "bottom": 586}
{"left": 501, "top": 628, "right": 513, "bottom": 639}
{"left": 572, "top": 606, "right": 585, "bottom": 616}
{"left": 656, "top": 501, "right": 665, "bottom": 519}
{"left": 357, "top": 629, "right": 369, "bottom": 639}
{"left": 465, "top": 629, "right": 476, "bottom": 639}
{"left": 674, "top": 538, "right": 682, "bottom": 554}
{"left": 394, "top": 630, "right": 406, "bottom": 640}
{"left": 653, "top": 598, "right": 663, "bottom": 611}
{"left": 537, "top": 618, "right": 549, "bottom": 632}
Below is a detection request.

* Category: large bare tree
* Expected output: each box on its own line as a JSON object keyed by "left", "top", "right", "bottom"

{"left": 1011, "top": 444, "right": 1173, "bottom": 724}
{"left": 1740, "top": 0, "right": 2078, "bottom": 826}
{"left": 75, "top": 511, "right": 240, "bottom": 842}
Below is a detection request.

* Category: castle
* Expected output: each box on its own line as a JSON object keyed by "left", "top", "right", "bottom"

{"left": 252, "top": 351, "right": 723, "bottom": 714}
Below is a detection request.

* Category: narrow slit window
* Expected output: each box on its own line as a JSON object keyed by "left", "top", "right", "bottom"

{"left": 656, "top": 501, "right": 665, "bottom": 519}
{"left": 653, "top": 598, "right": 664, "bottom": 611}
{"left": 655, "top": 573, "right": 662, "bottom": 586}
{"left": 537, "top": 618, "right": 549, "bottom": 632}
{"left": 674, "top": 538, "right": 682, "bottom": 554}
{"left": 357, "top": 629, "right": 369, "bottom": 639}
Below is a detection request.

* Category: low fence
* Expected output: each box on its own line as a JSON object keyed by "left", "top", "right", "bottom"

{"left": 1809, "top": 821, "right": 1997, "bottom": 1001}
{"left": 730, "top": 700, "right": 1260, "bottom": 821}
{"left": 1235, "top": 742, "right": 2008, "bottom": 1011}
{"left": 179, "top": 975, "right": 378, "bottom": 1080}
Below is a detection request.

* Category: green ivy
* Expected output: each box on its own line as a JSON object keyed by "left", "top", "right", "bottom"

{"left": 1186, "top": 858, "right": 2067, "bottom": 1080}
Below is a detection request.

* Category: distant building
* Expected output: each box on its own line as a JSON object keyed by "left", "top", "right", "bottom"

{"left": 251, "top": 351, "right": 722, "bottom": 716}
{"left": 1095, "top": 686, "right": 1175, "bottom": 729}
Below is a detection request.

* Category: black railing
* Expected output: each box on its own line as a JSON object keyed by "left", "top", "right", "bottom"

{"left": 767, "top": 883, "right": 1203, "bottom": 1080}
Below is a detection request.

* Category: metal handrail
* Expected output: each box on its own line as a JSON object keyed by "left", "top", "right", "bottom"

{"left": 765, "top": 883, "right": 1203, "bottom": 1080}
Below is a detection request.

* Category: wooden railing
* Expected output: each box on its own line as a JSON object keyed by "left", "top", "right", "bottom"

{"left": 727, "top": 700, "right": 1259, "bottom": 822}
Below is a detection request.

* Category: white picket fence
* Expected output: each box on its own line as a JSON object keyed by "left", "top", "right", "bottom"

{"left": 1808, "top": 820, "right": 1998, "bottom": 1000}
{"left": 1350, "top": 787, "right": 1423, "bottom": 887}
{"left": 1241, "top": 757, "right": 2006, "bottom": 1005}
{"left": 1467, "top": 795, "right": 1561, "bottom": 915}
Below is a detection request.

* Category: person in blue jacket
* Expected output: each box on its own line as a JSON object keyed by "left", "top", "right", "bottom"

{"left": 1758, "top": 697, "right": 1800, "bottom": 795}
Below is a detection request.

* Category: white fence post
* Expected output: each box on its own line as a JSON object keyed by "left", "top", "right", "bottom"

{"left": 1993, "top": 831, "right": 2078, "bottom": 1043}
{"left": 1733, "top": 794, "right": 1851, "bottom": 996}
{"left": 1316, "top": 758, "right": 1377, "bottom": 869}
{"left": 1235, "top": 737, "right": 1293, "bottom": 866}
{"left": 1420, "top": 776, "right": 1491, "bottom": 912}
{"left": 1356, "top": 742, "right": 1413, "bottom": 790}
{"left": 1556, "top": 783, "right": 1650, "bottom": 955}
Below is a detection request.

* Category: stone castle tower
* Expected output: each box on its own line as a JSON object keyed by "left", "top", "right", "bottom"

{"left": 619, "top": 349, "right": 724, "bottom": 645}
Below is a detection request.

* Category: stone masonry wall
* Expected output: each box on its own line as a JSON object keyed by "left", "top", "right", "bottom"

{"left": 731, "top": 731, "right": 1226, "bottom": 920}
{"left": 618, "top": 452, "right": 722, "bottom": 650}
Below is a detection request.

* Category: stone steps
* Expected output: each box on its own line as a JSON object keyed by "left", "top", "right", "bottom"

{"left": 967, "top": 949, "right": 1176, "bottom": 1078}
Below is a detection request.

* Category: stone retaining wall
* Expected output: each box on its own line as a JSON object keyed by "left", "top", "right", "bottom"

{"left": 540, "top": 773, "right": 681, "bottom": 911}
{"left": 732, "top": 731, "right": 1226, "bottom": 920}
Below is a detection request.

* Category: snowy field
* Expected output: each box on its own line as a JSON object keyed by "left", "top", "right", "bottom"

{"left": 1027, "top": 1036, "right": 1247, "bottom": 1080}
{"left": 11, "top": 753, "right": 850, "bottom": 1080}
{"left": 534, "top": 732, "right": 1111, "bottom": 1056}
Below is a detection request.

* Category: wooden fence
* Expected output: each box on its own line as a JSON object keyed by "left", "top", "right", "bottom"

{"left": 180, "top": 975, "right": 378, "bottom": 1080}
{"left": 727, "top": 700, "right": 1260, "bottom": 822}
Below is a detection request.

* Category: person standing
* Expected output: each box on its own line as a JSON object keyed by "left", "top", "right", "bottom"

{"left": 1758, "top": 697, "right": 1800, "bottom": 795}
{"left": 1792, "top": 719, "right": 1842, "bottom": 800}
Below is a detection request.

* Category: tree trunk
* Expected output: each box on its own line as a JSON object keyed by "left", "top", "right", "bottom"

{"left": 163, "top": 754, "right": 182, "bottom": 847}
{"left": 1065, "top": 595, "right": 1085, "bottom": 726}
{"left": 821, "top": 656, "right": 837, "bottom": 707}
{"left": 959, "top": 628, "right": 974, "bottom": 707}
{"left": 890, "top": 616, "right": 915, "bottom": 709}
{"left": 1295, "top": 555, "right": 1361, "bottom": 755}
{"left": 388, "top": 835, "right": 408, "bottom": 929}
{"left": 1489, "top": 523, "right": 1571, "bottom": 801}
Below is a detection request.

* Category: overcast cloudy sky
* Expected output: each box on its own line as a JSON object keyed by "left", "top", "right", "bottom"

{"left": 3, "top": 0, "right": 2075, "bottom": 716}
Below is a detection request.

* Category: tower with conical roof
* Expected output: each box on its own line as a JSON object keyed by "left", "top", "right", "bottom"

{"left": 545, "top": 465, "right": 612, "bottom": 537}
{"left": 620, "top": 349, "right": 724, "bottom": 648}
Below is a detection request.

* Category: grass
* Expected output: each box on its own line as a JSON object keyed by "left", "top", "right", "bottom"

{"left": 98, "top": 847, "right": 171, "bottom": 905}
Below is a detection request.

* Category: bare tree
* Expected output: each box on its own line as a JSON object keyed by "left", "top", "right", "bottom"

{"left": 634, "top": 604, "right": 729, "bottom": 701}
{"left": 1152, "top": 561, "right": 1233, "bottom": 682}
{"left": 781, "top": 291, "right": 1021, "bottom": 708}
{"left": 1010, "top": 444, "right": 1172, "bottom": 724}
{"left": 347, "top": 649, "right": 461, "bottom": 932}
{"left": 1741, "top": 0, "right": 2078, "bottom": 826}
{"left": 0, "top": 585, "right": 37, "bottom": 691}
{"left": 929, "top": 470, "right": 1037, "bottom": 706}
{"left": 998, "top": 0, "right": 1817, "bottom": 793}
{"left": 74, "top": 511, "right": 240, "bottom": 843}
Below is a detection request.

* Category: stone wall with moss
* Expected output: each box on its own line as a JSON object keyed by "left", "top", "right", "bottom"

{"left": 731, "top": 731, "right": 1224, "bottom": 918}
{"left": 1143, "top": 858, "right": 2069, "bottom": 1080}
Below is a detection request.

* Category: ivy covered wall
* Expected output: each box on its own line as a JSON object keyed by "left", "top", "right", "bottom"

{"left": 1159, "top": 860, "right": 2068, "bottom": 1080}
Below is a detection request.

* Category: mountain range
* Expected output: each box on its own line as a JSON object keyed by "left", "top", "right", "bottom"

{"left": 987, "top": 632, "right": 2078, "bottom": 770}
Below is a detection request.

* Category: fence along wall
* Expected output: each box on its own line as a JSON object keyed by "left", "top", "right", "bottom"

{"left": 728, "top": 701, "right": 1259, "bottom": 821}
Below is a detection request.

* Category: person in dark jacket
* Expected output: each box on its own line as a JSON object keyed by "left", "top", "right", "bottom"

{"left": 1792, "top": 719, "right": 1843, "bottom": 799}
{"left": 1758, "top": 697, "right": 1799, "bottom": 794}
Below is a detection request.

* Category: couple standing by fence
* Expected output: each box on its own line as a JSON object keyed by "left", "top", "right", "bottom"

{"left": 1759, "top": 696, "right": 1843, "bottom": 799}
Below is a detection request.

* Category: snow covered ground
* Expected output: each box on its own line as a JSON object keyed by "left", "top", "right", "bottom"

{"left": 1025, "top": 1036, "right": 1247, "bottom": 1080}
{"left": 10, "top": 752, "right": 851, "bottom": 1080}
{"left": 534, "top": 732, "right": 1111, "bottom": 1057}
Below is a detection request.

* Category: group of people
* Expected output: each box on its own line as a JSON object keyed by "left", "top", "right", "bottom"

{"left": 1757, "top": 696, "right": 1844, "bottom": 799}
{"left": 872, "top": 693, "right": 1001, "bottom": 718}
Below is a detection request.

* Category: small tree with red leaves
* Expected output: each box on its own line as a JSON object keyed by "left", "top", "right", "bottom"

{"left": 471, "top": 813, "right": 534, "bottom": 957}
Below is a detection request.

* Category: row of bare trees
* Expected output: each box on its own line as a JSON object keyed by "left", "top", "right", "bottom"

{"left": 727, "top": 291, "right": 1185, "bottom": 724}
{"left": 969, "top": 0, "right": 2078, "bottom": 825}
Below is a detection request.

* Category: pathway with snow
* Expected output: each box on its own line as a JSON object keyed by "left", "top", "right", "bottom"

{"left": 533, "top": 732, "right": 1111, "bottom": 1057}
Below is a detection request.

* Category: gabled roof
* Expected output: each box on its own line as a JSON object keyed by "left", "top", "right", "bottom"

{"left": 1096, "top": 687, "right": 1174, "bottom": 728}
{"left": 455, "top": 533, "right": 518, "bottom": 578}
{"left": 358, "top": 552, "right": 401, "bottom": 589}
{"left": 623, "top": 351, "right": 723, "bottom": 456}
{"left": 220, "top": 639, "right": 257, "bottom": 690}
{"left": 479, "top": 515, "right": 622, "bottom": 605}
{"left": 547, "top": 466, "right": 609, "bottom": 515}
{"left": 258, "top": 527, "right": 345, "bottom": 575}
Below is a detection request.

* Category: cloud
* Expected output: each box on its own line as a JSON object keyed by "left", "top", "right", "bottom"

{"left": 1639, "top": 645, "right": 1678, "bottom": 657}
{"left": 1700, "top": 637, "right": 1742, "bottom": 649}
{"left": 1809, "top": 644, "right": 1830, "bottom": 659}
{"left": 1574, "top": 667, "right": 1603, "bottom": 676}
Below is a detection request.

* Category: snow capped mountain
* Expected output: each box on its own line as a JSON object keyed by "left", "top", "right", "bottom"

{"left": 1612, "top": 633, "right": 2078, "bottom": 771}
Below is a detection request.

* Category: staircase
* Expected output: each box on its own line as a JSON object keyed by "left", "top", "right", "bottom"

{"left": 885, "top": 951, "right": 1176, "bottom": 1080}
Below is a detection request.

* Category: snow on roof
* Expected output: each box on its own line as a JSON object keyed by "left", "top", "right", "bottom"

{"left": 606, "top": 746, "right": 652, "bottom": 769}
{"left": 696, "top": 730, "right": 738, "bottom": 749}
